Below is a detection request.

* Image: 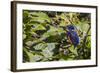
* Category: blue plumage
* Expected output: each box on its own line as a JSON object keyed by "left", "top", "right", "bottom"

{"left": 66, "top": 25, "right": 79, "bottom": 48}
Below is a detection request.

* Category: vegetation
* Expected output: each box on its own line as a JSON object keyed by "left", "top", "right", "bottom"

{"left": 23, "top": 10, "right": 91, "bottom": 62}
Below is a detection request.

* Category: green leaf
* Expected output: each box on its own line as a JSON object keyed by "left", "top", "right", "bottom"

{"left": 57, "top": 28, "right": 66, "bottom": 35}
{"left": 23, "top": 11, "right": 31, "bottom": 24}
{"left": 32, "top": 55, "right": 43, "bottom": 62}
{"left": 78, "top": 22, "right": 89, "bottom": 32}
{"left": 42, "top": 26, "right": 65, "bottom": 38}
{"left": 42, "top": 31, "right": 57, "bottom": 38}
{"left": 23, "top": 48, "right": 34, "bottom": 62}
{"left": 23, "top": 34, "right": 26, "bottom": 39}
{"left": 41, "top": 26, "right": 58, "bottom": 38}
{"left": 86, "top": 36, "right": 91, "bottom": 49}
{"left": 30, "top": 12, "right": 51, "bottom": 23}
{"left": 42, "top": 47, "right": 53, "bottom": 58}
{"left": 69, "top": 46, "right": 78, "bottom": 56}
{"left": 26, "top": 41, "right": 33, "bottom": 47}
{"left": 23, "top": 48, "right": 30, "bottom": 62}
{"left": 49, "top": 26, "right": 58, "bottom": 31}
{"left": 47, "top": 43, "right": 56, "bottom": 51}
{"left": 41, "top": 43, "right": 56, "bottom": 60}
{"left": 30, "top": 30, "right": 37, "bottom": 35}
{"left": 33, "top": 43, "right": 47, "bottom": 50}
{"left": 23, "top": 48, "right": 43, "bottom": 62}
{"left": 32, "top": 24, "right": 46, "bottom": 31}
{"left": 23, "top": 11, "right": 28, "bottom": 18}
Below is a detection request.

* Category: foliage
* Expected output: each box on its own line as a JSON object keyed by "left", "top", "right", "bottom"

{"left": 23, "top": 10, "right": 91, "bottom": 62}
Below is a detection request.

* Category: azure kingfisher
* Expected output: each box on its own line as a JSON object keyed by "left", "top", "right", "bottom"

{"left": 66, "top": 25, "right": 79, "bottom": 48}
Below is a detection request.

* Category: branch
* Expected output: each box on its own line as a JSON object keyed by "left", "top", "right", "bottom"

{"left": 78, "top": 23, "right": 91, "bottom": 58}
{"left": 82, "top": 24, "right": 91, "bottom": 48}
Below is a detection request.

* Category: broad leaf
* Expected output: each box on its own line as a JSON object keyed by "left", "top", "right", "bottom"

{"left": 33, "top": 43, "right": 47, "bottom": 50}
{"left": 30, "top": 12, "right": 51, "bottom": 23}
{"left": 69, "top": 46, "right": 78, "bottom": 56}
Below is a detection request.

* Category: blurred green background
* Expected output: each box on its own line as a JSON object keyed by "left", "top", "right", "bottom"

{"left": 23, "top": 10, "right": 91, "bottom": 63}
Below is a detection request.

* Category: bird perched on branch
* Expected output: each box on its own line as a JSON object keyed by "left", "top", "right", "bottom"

{"left": 66, "top": 25, "right": 79, "bottom": 48}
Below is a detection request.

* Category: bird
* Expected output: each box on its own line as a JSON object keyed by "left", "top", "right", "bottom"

{"left": 66, "top": 25, "right": 79, "bottom": 48}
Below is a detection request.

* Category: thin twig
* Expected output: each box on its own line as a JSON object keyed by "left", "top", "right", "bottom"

{"left": 82, "top": 24, "right": 91, "bottom": 48}
{"left": 79, "top": 23, "right": 91, "bottom": 58}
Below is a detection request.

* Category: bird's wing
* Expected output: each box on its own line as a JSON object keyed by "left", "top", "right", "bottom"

{"left": 70, "top": 31, "right": 79, "bottom": 45}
